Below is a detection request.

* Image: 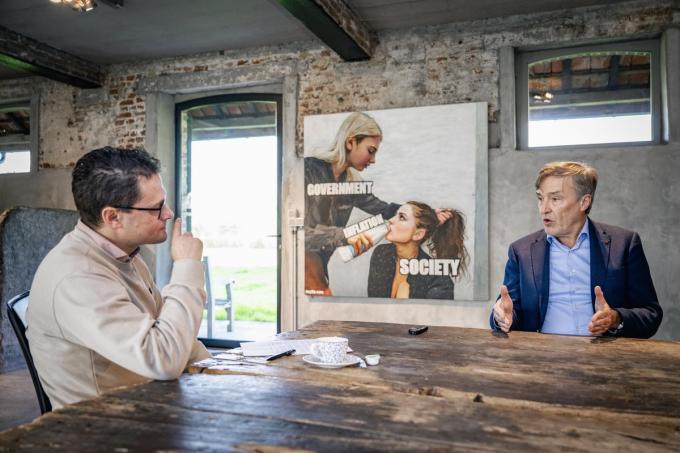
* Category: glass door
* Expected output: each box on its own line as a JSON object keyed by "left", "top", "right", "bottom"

{"left": 175, "top": 94, "right": 281, "bottom": 348}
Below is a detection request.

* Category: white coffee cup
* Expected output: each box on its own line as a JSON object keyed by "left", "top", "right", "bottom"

{"left": 310, "top": 337, "right": 348, "bottom": 363}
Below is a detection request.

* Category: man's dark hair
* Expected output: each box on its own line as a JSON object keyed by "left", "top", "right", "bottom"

{"left": 72, "top": 147, "right": 160, "bottom": 227}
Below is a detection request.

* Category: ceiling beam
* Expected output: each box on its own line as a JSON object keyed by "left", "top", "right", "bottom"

{"left": 607, "top": 55, "right": 621, "bottom": 90}
{"left": 6, "top": 112, "right": 29, "bottom": 135}
{"left": 0, "top": 25, "right": 102, "bottom": 88}
{"left": 275, "top": 0, "right": 374, "bottom": 61}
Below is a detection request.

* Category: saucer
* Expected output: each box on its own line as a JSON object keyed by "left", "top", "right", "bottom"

{"left": 302, "top": 354, "right": 361, "bottom": 369}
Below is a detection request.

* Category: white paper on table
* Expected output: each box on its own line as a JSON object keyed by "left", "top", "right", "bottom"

{"left": 240, "top": 339, "right": 352, "bottom": 357}
{"left": 211, "top": 352, "right": 244, "bottom": 361}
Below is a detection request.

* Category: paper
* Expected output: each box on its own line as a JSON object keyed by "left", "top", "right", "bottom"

{"left": 240, "top": 339, "right": 352, "bottom": 357}
{"left": 211, "top": 352, "right": 244, "bottom": 361}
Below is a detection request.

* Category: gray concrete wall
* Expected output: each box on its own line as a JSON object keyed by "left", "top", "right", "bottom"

{"left": 489, "top": 145, "right": 680, "bottom": 340}
{"left": 0, "top": 0, "right": 678, "bottom": 338}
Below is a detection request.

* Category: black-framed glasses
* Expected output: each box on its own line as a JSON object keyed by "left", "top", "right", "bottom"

{"left": 114, "top": 200, "right": 165, "bottom": 219}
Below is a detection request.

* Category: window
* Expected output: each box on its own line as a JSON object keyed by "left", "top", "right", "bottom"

{"left": 0, "top": 100, "right": 33, "bottom": 174}
{"left": 175, "top": 94, "right": 282, "bottom": 348}
{"left": 517, "top": 39, "right": 660, "bottom": 149}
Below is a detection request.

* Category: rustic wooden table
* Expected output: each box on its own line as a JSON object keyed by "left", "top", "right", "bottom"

{"left": 1, "top": 320, "right": 679, "bottom": 452}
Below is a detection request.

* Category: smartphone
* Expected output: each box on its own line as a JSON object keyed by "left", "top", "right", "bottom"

{"left": 408, "top": 325, "right": 428, "bottom": 335}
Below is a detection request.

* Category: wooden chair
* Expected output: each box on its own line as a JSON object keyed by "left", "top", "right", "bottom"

{"left": 6, "top": 291, "right": 52, "bottom": 414}
{"left": 202, "top": 257, "right": 234, "bottom": 337}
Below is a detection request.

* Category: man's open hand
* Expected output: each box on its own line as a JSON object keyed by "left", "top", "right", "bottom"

{"left": 588, "top": 286, "right": 621, "bottom": 335}
{"left": 493, "top": 285, "right": 514, "bottom": 332}
{"left": 171, "top": 218, "right": 203, "bottom": 262}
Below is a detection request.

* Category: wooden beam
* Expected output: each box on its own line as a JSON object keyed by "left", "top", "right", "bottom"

{"left": 0, "top": 26, "right": 102, "bottom": 88}
{"left": 561, "top": 58, "right": 572, "bottom": 91}
{"left": 6, "top": 112, "right": 29, "bottom": 135}
{"left": 275, "top": 0, "right": 374, "bottom": 61}
{"left": 608, "top": 55, "right": 621, "bottom": 89}
{"left": 0, "top": 134, "right": 30, "bottom": 147}
{"left": 191, "top": 114, "right": 276, "bottom": 129}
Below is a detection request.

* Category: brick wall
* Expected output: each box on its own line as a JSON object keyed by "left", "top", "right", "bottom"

{"left": 0, "top": 0, "right": 678, "bottom": 343}
{"left": 1, "top": 0, "right": 674, "bottom": 168}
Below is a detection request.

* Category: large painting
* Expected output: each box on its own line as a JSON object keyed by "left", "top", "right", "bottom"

{"left": 303, "top": 103, "right": 488, "bottom": 301}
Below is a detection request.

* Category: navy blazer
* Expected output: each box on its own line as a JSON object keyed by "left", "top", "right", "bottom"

{"left": 490, "top": 219, "right": 662, "bottom": 338}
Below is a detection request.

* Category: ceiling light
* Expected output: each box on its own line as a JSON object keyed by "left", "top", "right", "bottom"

{"left": 49, "top": 0, "right": 97, "bottom": 12}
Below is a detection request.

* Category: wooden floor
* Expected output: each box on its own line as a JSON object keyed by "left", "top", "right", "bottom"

{"left": 0, "top": 367, "right": 40, "bottom": 431}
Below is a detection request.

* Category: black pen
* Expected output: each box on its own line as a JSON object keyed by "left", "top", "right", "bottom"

{"left": 266, "top": 349, "right": 296, "bottom": 361}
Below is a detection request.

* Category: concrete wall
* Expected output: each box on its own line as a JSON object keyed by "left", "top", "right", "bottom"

{"left": 1, "top": 0, "right": 678, "bottom": 338}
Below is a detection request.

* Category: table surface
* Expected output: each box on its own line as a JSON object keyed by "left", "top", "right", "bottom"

{"left": 1, "top": 321, "right": 680, "bottom": 452}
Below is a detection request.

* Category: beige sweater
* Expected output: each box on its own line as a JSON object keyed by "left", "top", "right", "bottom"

{"left": 27, "top": 226, "right": 210, "bottom": 409}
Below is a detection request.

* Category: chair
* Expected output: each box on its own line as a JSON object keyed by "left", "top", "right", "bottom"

{"left": 202, "top": 257, "right": 235, "bottom": 337}
{"left": 0, "top": 206, "right": 79, "bottom": 373}
{"left": 6, "top": 291, "right": 52, "bottom": 414}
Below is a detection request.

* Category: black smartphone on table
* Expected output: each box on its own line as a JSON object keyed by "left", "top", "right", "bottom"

{"left": 408, "top": 325, "right": 428, "bottom": 335}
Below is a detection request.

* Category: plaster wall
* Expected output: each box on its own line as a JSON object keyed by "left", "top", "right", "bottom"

{"left": 0, "top": 0, "right": 678, "bottom": 338}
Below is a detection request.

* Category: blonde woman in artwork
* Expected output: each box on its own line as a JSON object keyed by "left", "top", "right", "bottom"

{"left": 304, "top": 112, "right": 400, "bottom": 295}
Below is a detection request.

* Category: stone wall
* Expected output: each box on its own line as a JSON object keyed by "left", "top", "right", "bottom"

{"left": 0, "top": 0, "right": 678, "bottom": 338}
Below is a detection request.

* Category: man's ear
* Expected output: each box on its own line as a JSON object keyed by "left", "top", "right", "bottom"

{"left": 580, "top": 194, "right": 592, "bottom": 212}
{"left": 101, "top": 207, "right": 123, "bottom": 229}
{"left": 412, "top": 228, "right": 426, "bottom": 242}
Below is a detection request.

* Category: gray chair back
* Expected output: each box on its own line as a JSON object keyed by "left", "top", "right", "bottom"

{"left": 0, "top": 206, "right": 78, "bottom": 372}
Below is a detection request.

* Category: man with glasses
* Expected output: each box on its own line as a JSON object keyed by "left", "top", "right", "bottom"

{"left": 27, "top": 147, "right": 210, "bottom": 409}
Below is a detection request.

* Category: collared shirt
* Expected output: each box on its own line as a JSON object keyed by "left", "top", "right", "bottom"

{"left": 76, "top": 220, "right": 140, "bottom": 263}
{"left": 542, "top": 219, "right": 593, "bottom": 336}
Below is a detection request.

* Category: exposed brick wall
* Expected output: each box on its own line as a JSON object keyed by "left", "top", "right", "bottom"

{"left": 0, "top": 0, "right": 679, "bottom": 347}
{"left": 108, "top": 73, "right": 146, "bottom": 149}
{"left": 1, "top": 0, "right": 674, "bottom": 168}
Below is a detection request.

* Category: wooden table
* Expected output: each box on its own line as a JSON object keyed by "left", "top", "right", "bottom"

{"left": 1, "top": 321, "right": 680, "bottom": 451}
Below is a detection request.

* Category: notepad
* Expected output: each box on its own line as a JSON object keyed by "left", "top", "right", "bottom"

{"left": 240, "top": 339, "right": 352, "bottom": 357}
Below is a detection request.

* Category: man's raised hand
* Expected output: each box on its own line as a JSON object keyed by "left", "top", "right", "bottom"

{"left": 493, "top": 285, "right": 514, "bottom": 333}
{"left": 171, "top": 218, "right": 203, "bottom": 262}
{"left": 588, "top": 286, "right": 620, "bottom": 335}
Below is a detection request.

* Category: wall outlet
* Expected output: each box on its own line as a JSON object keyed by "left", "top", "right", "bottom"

{"left": 289, "top": 217, "right": 304, "bottom": 227}
{"left": 288, "top": 209, "right": 303, "bottom": 227}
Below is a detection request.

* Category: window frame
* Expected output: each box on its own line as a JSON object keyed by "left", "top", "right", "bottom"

{"left": 516, "top": 39, "right": 661, "bottom": 150}
{"left": 0, "top": 95, "right": 39, "bottom": 174}
{"left": 174, "top": 93, "right": 283, "bottom": 349}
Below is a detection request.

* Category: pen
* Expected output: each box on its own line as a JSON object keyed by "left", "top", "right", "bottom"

{"left": 266, "top": 349, "right": 296, "bottom": 361}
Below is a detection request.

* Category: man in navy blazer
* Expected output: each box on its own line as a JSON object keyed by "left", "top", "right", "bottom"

{"left": 491, "top": 162, "right": 662, "bottom": 338}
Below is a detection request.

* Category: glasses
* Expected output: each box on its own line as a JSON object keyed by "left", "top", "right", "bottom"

{"left": 114, "top": 200, "right": 165, "bottom": 219}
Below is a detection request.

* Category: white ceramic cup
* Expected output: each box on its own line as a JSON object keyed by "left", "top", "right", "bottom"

{"left": 310, "top": 337, "right": 348, "bottom": 363}
{"left": 365, "top": 354, "right": 380, "bottom": 366}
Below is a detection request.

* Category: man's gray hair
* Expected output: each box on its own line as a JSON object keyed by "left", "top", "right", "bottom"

{"left": 535, "top": 161, "right": 598, "bottom": 214}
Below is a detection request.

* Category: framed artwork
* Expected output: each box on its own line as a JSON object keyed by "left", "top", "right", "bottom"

{"left": 304, "top": 103, "right": 488, "bottom": 302}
